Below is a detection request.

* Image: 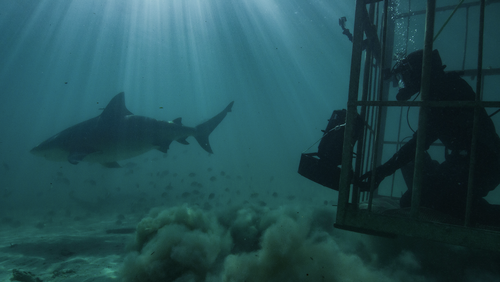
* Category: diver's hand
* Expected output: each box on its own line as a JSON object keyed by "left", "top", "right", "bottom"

{"left": 357, "top": 168, "right": 386, "bottom": 191}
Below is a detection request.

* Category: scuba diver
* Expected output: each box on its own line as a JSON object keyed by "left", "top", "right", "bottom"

{"left": 361, "top": 49, "right": 500, "bottom": 225}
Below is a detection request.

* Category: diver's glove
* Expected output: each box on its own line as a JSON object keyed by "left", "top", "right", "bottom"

{"left": 356, "top": 139, "right": 417, "bottom": 191}
{"left": 357, "top": 154, "right": 402, "bottom": 191}
{"left": 357, "top": 167, "right": 388, "bottom": 191}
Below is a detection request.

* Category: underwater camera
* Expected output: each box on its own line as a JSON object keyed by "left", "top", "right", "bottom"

{"left": 298, "top": 109, "right": 363, "bottom": 190}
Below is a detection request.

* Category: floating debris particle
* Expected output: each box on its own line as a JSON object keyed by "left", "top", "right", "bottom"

{"left": 210, "top": 176, "right": 217, "bottom": 182}
{"left": 208, "top": 193, "right": 215, "bottom": 200}
{"left": 165, "top": 183, "right": 174, "bottom": 190}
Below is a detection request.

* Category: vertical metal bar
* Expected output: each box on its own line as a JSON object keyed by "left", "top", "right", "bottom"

{"left": 382, "top": 0, "right": 397, "bottom": 198}
{"left": 337, "top": 0, "right": 366, "bottom": 224}
{"left": 411, "top": 0, "right": 436, "bottom": 217}
{"left": 461, "top": 7, "right": 469, "bottom": 71}
{"left": 367, "top": 1, "right": 384, "bottom": 211}
{"left": 358, "top": 3, "right": 375, "bottom": 207}
{"left": 465, "top": 0, "right": 485, "bottom": 226}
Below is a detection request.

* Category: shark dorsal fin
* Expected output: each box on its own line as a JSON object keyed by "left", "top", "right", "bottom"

{"left": 100, "top": 92, "right": 133, "bottom": 121}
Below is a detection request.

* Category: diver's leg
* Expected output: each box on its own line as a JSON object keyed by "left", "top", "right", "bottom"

{"left": 424, "top": 157, "right": 469, "bottom": 218}
{"left": 399, "top": 152, "right": 438, "bottom": 208}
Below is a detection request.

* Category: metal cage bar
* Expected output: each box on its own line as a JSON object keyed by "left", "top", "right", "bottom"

{"left": 334, "top": 0, "right": 500, "bottom": 251}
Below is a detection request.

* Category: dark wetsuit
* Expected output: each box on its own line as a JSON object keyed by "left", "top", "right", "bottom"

{"left": 380, "top": 72, "right": 500, "bottom": 222}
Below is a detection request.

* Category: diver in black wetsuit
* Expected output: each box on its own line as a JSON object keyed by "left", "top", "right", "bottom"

{"left": 361, "top": 49, "right": 500, "bottom": 225}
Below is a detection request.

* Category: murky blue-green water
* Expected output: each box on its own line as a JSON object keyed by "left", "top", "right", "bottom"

{"left": 1, "top": 1, "right": 500, "bottom": 281}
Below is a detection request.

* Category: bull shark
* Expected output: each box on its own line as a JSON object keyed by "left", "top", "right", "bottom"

{"left": 30, "top": 92, "right": 234, "bottom": 168}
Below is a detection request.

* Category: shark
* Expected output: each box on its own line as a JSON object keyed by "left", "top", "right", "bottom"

{"left": 30, "top": 92, "right": 234, "bottom": 168}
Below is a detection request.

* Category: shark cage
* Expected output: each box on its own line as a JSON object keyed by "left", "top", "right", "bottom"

{"left": 299, "top": 0, "right": 500, "bottom": 251}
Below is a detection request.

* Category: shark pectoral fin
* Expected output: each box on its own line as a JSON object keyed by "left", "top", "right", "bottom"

{"left": 101, "top": 162, "right": 121, "bottom": 168}
{"left": 156, "top": 141, "right": 173, "bottom": 153}
{"left": 176, "top": 138, "right": 189, "bottom": 145}
{"left": 68, "top": 150, "right": 96, "bottom": 165}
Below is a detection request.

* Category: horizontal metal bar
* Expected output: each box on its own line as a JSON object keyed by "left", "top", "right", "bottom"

{"left": 392, "top": 0, "right": 500, "bottom": 20}
{"left": 459, "top": 67, "right": 500, "bottom": 78}
{"left": 337, "top": 205, "right": 500, "bottom": 251}
{"left": 381, "top": 140, "right": 445, "bottom": 146}
{"left": 351, "top": 100, "right": 500, "bottom": 107}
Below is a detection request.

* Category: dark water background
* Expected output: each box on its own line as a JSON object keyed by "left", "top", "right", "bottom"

{"left": 0, "top": 0, "right": 350, "bottom": 212}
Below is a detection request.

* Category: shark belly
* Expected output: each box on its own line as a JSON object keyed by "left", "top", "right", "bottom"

{"left": 81, "top": 116, "right": 162, "bottom": 163}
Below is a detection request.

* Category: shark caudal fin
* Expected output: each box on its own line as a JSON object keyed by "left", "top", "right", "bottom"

{"left": 194, "top": 101, "right": 234, "bottom": 154}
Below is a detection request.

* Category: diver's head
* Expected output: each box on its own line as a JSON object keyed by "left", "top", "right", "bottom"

{"left": 391, "top": 49, "right": 445, "bottom": 101}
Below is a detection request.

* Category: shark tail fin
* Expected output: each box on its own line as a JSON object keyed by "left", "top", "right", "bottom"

{"left": 194, "top": 101, "right": 234, "bottom": 154}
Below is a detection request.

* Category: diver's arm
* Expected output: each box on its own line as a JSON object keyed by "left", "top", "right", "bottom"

{"left": 378, "top": 137, "right": 417, "bottom": 178}
{"left": 359, "top": 129, "right": 437, "bottom": 190}
{"left": 358, "top": 137, "right": 416, "bottom": 190}
{"left": 377, "top": 110, "right": 441, "bottom": 178}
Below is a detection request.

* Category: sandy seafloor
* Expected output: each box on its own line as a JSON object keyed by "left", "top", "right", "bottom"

{"left": 2, "top": 197, "right": 500, "bottom": 282}
{"left": 0, "top": 211, "right": 135, "bottom": 281}
{"left": 2, "top": 152, "right": 500, "bottom": 282}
